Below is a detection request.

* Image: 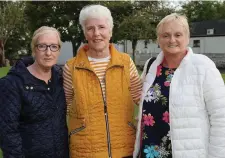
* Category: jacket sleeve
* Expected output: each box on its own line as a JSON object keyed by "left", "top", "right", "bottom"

{"left": 0, "top": 77, "right": 24, "bottom": 158}
{"left": 203, "top": 67, "right": 225, "bottom": 158}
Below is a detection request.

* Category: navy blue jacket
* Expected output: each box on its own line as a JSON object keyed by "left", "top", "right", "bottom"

{"left": 0, "top": 57, "right": 69, "bottom": 158}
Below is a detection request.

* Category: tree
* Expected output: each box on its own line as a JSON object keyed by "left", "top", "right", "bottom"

{"left": 0, "top": 1, "right": 25, "bottom": 66}
{"left": 116, "top": 1, "right": 174, "bottom": 63}
{"left": 4, "top": 21, "right": 32, "bottom": 61}
{"left": 25, "top": 1, "right": 136, "bottom": 57}
{"left": 25, "top": 1, "right": 93, "bottom": 57}
{"left": 181, "top": 1, "right": 225, "bottom": 22}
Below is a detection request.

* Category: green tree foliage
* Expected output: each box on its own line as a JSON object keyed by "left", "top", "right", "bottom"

{"left": 98, "top": 1, "right": 134, "bottom": 42}
{"left": 0, "top": 1, "right": 25, "bottom": 66}
{"left": 25, "top": 1, "right": 135, "bottom": 56}
{"left": 25, "top": 1, "right": 92, "bottom": 56}
{"left": 181, "top": 1, "right": 225, "bottom": 22}
{"left": 25, "top": 1, "right": 174, "bottom": 60}
{"left": 116, "top": 1, "right": 174, "bottom": 62}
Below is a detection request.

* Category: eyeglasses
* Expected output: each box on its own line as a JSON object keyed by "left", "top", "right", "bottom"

{"left": 36, "top": 44, "right": 60, "bottom": 52}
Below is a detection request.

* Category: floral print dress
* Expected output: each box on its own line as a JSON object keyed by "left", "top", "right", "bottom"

{"left": 140, "top": 64, "right": 176, "bottom": 158}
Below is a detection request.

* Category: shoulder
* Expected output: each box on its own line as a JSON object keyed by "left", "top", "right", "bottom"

{"left": 118, "top": 52, "right": 131, "bottom": 63}
{"left": 66, "top": 57, "right": 77, "bottom": 66}
{"left": 0, "top": 75, "right": 20, "bottom": 93}
{"left": 191, "top": 53, "right": 216, "bottom": 68}
{"left": 64, "top": 57, "right": 76, "bottom": 71}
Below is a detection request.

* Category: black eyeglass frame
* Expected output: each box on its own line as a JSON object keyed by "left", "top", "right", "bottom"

{"left": 35, "top": 44, "right": 61, "bottom": 52}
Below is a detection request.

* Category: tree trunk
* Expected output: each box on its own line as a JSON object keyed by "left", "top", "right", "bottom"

{"left": 0, "top": 40, "right": 5, "bottom": 67}
{"left": 132, "top": 39, "right": 137, "bottom": 64}
{"left": 71, "top": 40, "right": 82, "bottom": 57}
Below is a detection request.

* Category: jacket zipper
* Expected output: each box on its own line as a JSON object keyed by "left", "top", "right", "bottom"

{"left": 81, "top": 68, "right": 112, "bottom": 158}
{"left": 100, "top": 74, "right": 112, "bottom": 158}
{"left": 69, "top": 126, "right": 86, "bottom": 137}
{"left": 169, "top": 68, "right": 178, "bottom": 157}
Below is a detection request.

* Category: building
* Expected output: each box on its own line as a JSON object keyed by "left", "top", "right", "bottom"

{"left": 59, "top": 19, "right": 225, "bottom": 68}
{"left": 129, "top": 19, "right": 225, "bottom": 68}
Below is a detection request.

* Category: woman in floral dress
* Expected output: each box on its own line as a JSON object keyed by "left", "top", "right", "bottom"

{"left": 133, "top": 13, "right": 225, "bottom": 158}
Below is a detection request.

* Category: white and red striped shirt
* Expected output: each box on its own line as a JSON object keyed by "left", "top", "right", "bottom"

{"left": 63, "top": 56, "right": 142, "bottom": 113}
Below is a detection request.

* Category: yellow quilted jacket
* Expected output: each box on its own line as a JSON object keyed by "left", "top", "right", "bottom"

{"left": 67, "top": 44, "right": 136, "bottom": 158}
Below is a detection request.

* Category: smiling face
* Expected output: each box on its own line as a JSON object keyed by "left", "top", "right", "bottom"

{"left": 157, "top": 20, "right": 189, "bottom": 56}
{"left": 34, "top": 32, "right": 60, "bottom": 69}
{"left": 84, "top": 18, "right": 112, "bottom": 52}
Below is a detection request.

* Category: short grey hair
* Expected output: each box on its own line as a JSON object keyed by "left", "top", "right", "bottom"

{"left": 156, "top": 13, "right": 190, "bottom": 38}
{"left": 79, "top": 4, "right": 114, "bottom": 33}
{"left": 31, "top": 26, "right": 62, "bottom": 56}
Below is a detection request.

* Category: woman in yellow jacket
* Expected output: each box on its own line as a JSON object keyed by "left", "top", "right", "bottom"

{"left": 63, "top": 4, "right": 142, "bottom": 158}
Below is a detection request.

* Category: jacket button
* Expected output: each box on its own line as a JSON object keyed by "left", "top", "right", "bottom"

{"left": 26, "top": 86, "right": 29, "bottom": 89}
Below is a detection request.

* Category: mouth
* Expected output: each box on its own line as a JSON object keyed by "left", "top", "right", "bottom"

{"left": 44, "top": 59, "right": 52, "bottom": 61}
{"left": 168, "top": 45, "right": 178, "bottom": 48}
{"left": 93, "top": 39, "right": 103, "bottom": 43}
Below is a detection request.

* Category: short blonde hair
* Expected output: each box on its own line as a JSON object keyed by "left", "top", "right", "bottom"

{"left": 31, "top": 26, "right": 62, "bottom": 56}
{"left": 79, "top": 4, "right": 114, "bottom": 33}
{"left": 156, "top": 13, "right": 190, "bottom": 38}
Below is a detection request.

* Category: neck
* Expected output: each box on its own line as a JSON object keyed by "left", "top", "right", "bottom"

{"left": 87, "top": 48, "right": 110, "bottom": 59}
{"left": 28, "top": 62, "right": 51, "bottom": 83}
{"left": 163, "top": 51, "right": 187, "bottom": 68}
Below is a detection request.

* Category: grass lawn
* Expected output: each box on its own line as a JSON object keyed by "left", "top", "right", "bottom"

{"left": 222, "top": 74, "right": 225, "bottom": 81}
{"left": 0, "top": 67, "right": 10, "bottom": 78}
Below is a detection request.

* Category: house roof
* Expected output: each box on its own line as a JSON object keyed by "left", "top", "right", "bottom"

{"left": 190, "top": 19, "right": 225, "bottom": 37}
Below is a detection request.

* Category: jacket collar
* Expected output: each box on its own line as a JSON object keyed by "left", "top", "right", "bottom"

{"left": 154, "top": 47, "right": 193, "bottom": 68}
{"left": 74, "top": 44, "right": 124, "bottom": 69}
{"left": 144, "top": 47, "right": 194, "bottom": 92}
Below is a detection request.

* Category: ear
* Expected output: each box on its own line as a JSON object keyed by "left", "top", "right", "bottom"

{"left": 109, "top": 30, "right": 112, "bottom": 39}
{"left": 84, "top": 31, "right": 88, "bottom": 41}
{"left": 32, "top": 52, "right": 35, "bottom": 58}
{"left": 187, "top": 37, "right": 190, "bottom": 45}
{"left": 156, "top": 37, "right": 159, "bottom": 45}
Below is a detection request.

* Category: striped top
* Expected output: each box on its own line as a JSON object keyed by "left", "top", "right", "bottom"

{"left": 63, "top": 56, "right": 142, "bottom": 113}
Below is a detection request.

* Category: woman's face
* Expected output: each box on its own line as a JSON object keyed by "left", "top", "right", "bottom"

{"left": 157, "top": 20, "right": 189, "bottom": 56}
{"left": 34, "top": 32, "right": 60, "bottom": 69}
{"left": 84, "top": 18, "right": 111, "bottom": 52}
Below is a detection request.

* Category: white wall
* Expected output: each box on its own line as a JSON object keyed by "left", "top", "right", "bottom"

{"left": 58, "top": 37, "right": 225, "bottom": 66}
{"left": 123, "top": 36, "right": 225, "bottom": 54}
{"left": 57, "top": 42, "right": 73, "bottom": 65}
{"left": 190, "top": 36, "right": 225, "bottom": 54}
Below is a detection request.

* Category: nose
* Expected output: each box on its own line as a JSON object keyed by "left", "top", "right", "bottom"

{"left": 94, "top": 28, "right": 100, "bottom": 36}
{"left": 45, "top": 47, "right": 51, "bottom": 56}
{"left": 170, "top": 35, "right": 176, "bottom": 43}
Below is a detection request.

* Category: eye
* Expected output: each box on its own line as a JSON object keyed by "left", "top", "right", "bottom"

{"left": 37, "top": 44, "right": 46, "bottom": 49}
{"left": 162, "top": 34, "right": 169, "bottom": 38}
{"left": 51, "top": 45, "right": 59, "bottom": 49}
{"left": 86, "top": 27, "right": 93, "bottom": 31}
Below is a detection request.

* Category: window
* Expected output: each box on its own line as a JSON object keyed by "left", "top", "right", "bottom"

{"left": 144, "top": 40, "right": 148, "bottom": 48}
{"left": 193, "top": 40, "right": 200, "bottom": 47}
{"left": 207, "top": 29, "right": 214, "bottom": 35}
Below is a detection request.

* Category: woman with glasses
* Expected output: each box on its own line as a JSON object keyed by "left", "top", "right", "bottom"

{"left": 0, "top": 26, "right": 69, "bottom": 158}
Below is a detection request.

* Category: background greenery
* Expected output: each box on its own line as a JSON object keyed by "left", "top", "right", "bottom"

{"left": 0, "top": 66, "right": 10, "bottom": 78}
{"left": 1, "top": 1, "right": 225, "bottom": 65}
